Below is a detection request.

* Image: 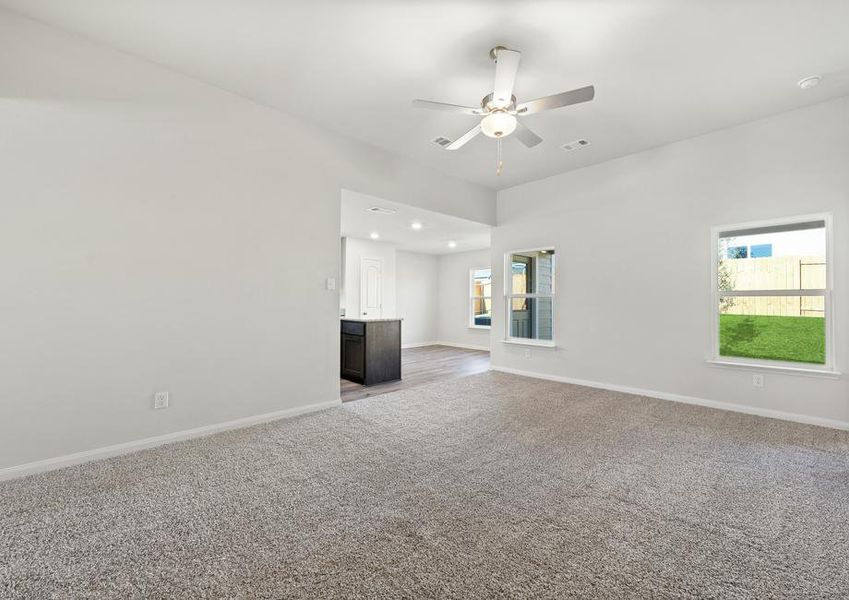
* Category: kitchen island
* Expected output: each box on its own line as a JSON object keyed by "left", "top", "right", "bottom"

{"left": 340, "top": 318, "right": 402, "bottom": 385}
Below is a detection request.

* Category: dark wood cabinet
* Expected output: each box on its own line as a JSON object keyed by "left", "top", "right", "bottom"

{"left": 340, "top": 319, "right": 401, "bottom": 386}
{"left": 340, "top": 334, "right": 365, "bottom": 381}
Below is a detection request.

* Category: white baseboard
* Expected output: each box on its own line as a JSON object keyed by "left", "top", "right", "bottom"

{"left": 491, "top": 366, "right": 849, "bottom": 431}
{"left": 0, "top": 398, "right": 342, "bottom": 482}
{"left": 401, "top": 341, "right": 439, "bottom": 349}
{"left": 401, "top": 341, "right": 490, "bottom": 352}
{"left": 436, "top": 341, "right": 491, "bottom": 352}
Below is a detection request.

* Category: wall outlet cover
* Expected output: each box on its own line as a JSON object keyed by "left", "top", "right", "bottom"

{"left": 752, "top": 374, "right": 764, "bottom": 388}
{"left": 154, "top": 391, "right": 170, "bottom": 409}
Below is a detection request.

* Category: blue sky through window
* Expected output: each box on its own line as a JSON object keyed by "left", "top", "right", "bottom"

{"left": 750, "top": 243, "right": 773, "bottom": 258}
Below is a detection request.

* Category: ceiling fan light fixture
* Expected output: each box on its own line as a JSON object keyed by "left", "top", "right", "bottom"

{"left": 481, "top": 111, "right": 517, "bottom": 138}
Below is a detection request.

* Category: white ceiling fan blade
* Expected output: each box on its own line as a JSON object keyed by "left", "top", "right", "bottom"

{"left": 412, "top": 99, "right": 483, "bottom": 115}
{"left": 514, "top": 121, "right": 543, "bottom": 148}
{"left": 446, "top": 124, "right": 482, "bottom": 150}
{"left": 492, "top": 48, "right": 521, "bottom": 107}
{"left": 516, "top": 85, "right": 595, "bottom": 115}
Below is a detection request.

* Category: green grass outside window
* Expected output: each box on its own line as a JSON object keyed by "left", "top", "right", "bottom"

{"left": 719, "top": 314, "right": 825, "bottom": 364}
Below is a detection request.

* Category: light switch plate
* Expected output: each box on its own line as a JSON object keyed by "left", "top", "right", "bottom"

{"left": 326, "top": 277, "right": 336, "bottom": 290}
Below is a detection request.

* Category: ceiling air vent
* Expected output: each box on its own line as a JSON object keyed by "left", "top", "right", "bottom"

{"left": 560, "top": 138, "right": 591, "bottom": 152}
{"left": 432, "top": 136, "right": 452, "bottom": 147}
{"left": 367, "top": 206, "right": 397, "bottom": 215}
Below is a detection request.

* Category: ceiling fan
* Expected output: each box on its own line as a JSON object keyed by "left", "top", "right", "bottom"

{"left": 412, "top": 46, "right": 595, "bottom": 175}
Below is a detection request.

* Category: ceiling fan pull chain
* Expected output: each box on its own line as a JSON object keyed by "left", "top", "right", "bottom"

{"left": 496, "top": 138, "right": 503, "bottom": 176}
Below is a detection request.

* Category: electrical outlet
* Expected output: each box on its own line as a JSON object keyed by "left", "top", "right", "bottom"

{"left": 326, "top": 277, "right": 336, "bottom": 291}
{"left": 524, "top": 348, "right": 532, "bottom": 359}
{"left": 154, "top": 391, "right": 169, "bottom": 409}
{"left": 752, "top": 374, "right": 764, "bottom": 388}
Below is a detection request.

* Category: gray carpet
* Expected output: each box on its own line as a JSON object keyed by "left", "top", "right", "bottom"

{"left": 2, "top": 372, "right": 849, "bottom": 599}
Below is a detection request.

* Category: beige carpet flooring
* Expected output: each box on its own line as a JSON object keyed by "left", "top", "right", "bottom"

{"left": 2, "top": 372, "right": 849, "bottom": 598}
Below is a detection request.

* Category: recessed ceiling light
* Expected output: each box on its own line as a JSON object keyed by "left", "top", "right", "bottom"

{"left": 370, "top": 232, "right": 380, "bottom": 240}
{"left": 798, "top": 75, "right": 821, "bottom": 90}
{"left": 447, "top": 241, "right": 457, "bottom": 248}
{"left": 411, "top": 222, "right": 423, "bottom": 230}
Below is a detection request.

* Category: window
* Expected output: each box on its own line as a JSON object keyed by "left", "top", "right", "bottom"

{"left": 505, "top": 249, "right": 555, "bottom": 344}
{"left": 470, "top": 268, "right": 492, "bottom": 328}
{"left": 713, "top": 215, "right": 833, "bottom": 371}
{"left": 727, "top": 245, "right": 748, "bottom": 259}
{"left": 726, "top": 243, "right": 774, "bottom": 259}
{"left": 750, "top": 244, "right": 773, "bottom": 258}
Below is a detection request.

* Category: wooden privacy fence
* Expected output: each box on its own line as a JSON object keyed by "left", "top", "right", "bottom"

{"left": 721, "top": 256, "right": 825, "bottom": 317}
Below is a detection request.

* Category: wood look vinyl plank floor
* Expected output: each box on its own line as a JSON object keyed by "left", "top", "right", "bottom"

{"left": 340, "top": 345, "right": 490, "bottom": 402}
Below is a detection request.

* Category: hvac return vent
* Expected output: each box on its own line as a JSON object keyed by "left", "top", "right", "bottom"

{"left": 367, "top": 206, "right": 397, "bottom": 215}
{"left": 560, "top": 139, "right": 591, "bottom": 152}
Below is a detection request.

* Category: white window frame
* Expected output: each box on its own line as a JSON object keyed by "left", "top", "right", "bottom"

{"left": 503, "top": 247, "right": 556, "bottom": 347}
{"left": 469, "top": 267, "right": 492, "bottom": 330}
{"left": 708, "top": 213, "right": 838, "bottom": 376}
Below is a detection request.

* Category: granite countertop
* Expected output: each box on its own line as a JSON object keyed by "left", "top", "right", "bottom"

{"left": 340, "top": 317, "right": 403, "bottom": 323}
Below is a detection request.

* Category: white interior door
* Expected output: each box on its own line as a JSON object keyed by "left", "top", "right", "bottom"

{"left": 360, "top": 258, "right": 382, "bottom": 319}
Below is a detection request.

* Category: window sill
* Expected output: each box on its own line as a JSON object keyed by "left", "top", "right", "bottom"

{"left": 501, "top": 338, "right": 556, "bottom": 348}
{"left": 706, "top": 359, "right": 841, "bottom": 379}
{"left": 468, "top": 325, "right": 491, "bottom": 330}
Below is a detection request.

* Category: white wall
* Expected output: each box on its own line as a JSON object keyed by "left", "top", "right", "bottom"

{"left": 341, "top": 237, "right": 397, "bottom": 320}
{"left": 493, "top": 97, "right": 849, "bottom": 427}
{"left": 396, "top": 251, "right": 439, "bottom": 346}
{"left": 437, "top": 249, "right": 492, "bottom": 350}
{"left": 0, "top": 10, "right": 495, "bottom": 471}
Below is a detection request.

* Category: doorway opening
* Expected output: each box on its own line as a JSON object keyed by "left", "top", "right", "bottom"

{"left": 338, "top": 189, "right": 492, "bottom": 402}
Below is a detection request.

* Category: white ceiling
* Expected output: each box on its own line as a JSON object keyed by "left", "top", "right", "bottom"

{"left": 3, "top": 1, "right": 849, "bottom": 190}
{"left": 341, "top": 190, "right": 490, "bottom": 255}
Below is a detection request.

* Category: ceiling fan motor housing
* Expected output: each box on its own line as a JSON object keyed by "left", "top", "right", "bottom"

{"left": 481, "top": 93, "right": 517, "bottom": 112}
